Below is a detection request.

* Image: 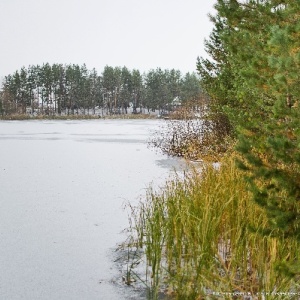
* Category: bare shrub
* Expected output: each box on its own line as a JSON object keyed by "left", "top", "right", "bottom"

{"left": 150, "top": 99, "right": 233, "bottom": 161}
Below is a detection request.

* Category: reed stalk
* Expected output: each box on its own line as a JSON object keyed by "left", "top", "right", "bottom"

{"left": 128, "top": 154, "right": 300, "bottom": 299}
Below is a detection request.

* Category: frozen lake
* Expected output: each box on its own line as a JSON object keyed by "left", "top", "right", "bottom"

{"left": 0, "top": 119, "right": 182, "bottom": 300}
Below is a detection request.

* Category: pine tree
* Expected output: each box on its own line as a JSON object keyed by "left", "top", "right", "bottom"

{"left": 196, "top": 10, "right": 235, "bottom": 112}
{"left": 200, "top": 0, "right": 300, "bottom": 245}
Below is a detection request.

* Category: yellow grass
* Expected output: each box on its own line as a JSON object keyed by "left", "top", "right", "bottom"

{"left": 128, "top": 154, "right": 300, "bottom": 299}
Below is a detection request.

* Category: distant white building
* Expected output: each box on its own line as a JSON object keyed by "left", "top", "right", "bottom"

{"left": 172, "top": 96, "right": 181, "bottom": 108}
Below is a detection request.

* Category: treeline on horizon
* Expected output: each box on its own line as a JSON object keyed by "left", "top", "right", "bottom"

{"left": 0, "top": 64, "right": 202, "bottom": 116}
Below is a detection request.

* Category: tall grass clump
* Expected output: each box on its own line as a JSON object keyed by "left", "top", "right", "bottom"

{"left": 128, "top": 155, "right": 300, "bottom": 299}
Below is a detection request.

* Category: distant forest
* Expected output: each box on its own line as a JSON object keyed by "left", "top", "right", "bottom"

{"left": 0, "top": 64, "right": 202, "bottom": 116}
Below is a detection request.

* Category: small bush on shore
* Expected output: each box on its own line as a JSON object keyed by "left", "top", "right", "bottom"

{"left": 149, "top": 97, "right": 233, "bottom": 162}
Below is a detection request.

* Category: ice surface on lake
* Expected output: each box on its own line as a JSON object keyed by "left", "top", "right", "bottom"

{"left": 0, "top": 119, "right": 183, "bottom": 300}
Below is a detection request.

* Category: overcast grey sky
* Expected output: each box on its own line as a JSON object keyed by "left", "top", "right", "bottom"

{"left": 0, "top": 0, "right": 216, "bottom": 78}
